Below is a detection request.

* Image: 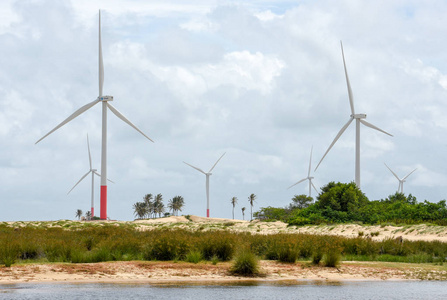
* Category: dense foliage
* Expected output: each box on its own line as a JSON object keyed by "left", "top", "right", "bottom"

{"left": 254, "top": 182, "right": 447, "bottom": 225}
{"left": 0, "top": 224, "right": 446, "bottom": 267}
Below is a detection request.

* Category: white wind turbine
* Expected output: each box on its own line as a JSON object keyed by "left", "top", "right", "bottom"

{"left": 36, "top": 11, "right": 153, "bottom": 220}
{"left": 183, "top": 153, "right": 226, "bottom": 218}
{"left": 288, "top": 147, "right": 319, "bottom": 197}
{"left": 384, "top": 163, "right": 417, "bottom": 194}
{"left": 67, "top": 135, "right": 114, "bottom": 218}
{"left": 315, "top": 41, "right": 393, "bottom": 188}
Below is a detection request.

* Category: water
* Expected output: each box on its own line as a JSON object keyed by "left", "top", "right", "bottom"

{"left": 0, "top": 281, "right": 446, "bottom": 299}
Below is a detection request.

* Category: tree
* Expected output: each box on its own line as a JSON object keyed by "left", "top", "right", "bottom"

{"left": 143, "top": 194, "right": 153, "bottom": 218}
{"left": 231, "top": 197, "right": 238, "bottom": 219}
{"left": 168, "top": 195, "right": 185, "bottom": 216}
{"left": 76, "top": 209, "right": 83, "bottom": 220}
{"left": 133, "top": 202, "right": 147, "bottom": 219}
{"left": 248, "top": 194, "right": 256, "bottom": 221}
{"left": 317, "top": 182, "right": 368, "bottom": 213}
{"left": 290, "top": 194, "right": 313, "bottom": 209}
{"left": 241, "top": 207, "right": 246, "bottom": 220}
{"left": 153, "top": 194, "right": 164, "bottom": 218}
{"left": 85, "top": 211, "right": 92, "bottom": 220}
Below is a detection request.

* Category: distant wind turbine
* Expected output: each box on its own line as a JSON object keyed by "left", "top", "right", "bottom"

{"left": 315, "top": 41, "right": 393, "bottom": 188}
{"left": 68, "top": 135, "right": 114, "bottom": 218}
{"left": 384, "top": 163, "right": 417, "bottom": 194}
{"left": 36, "top": 11, "right": 153, "bottom": 220}
{"left": 288, "top": 146, "right": 319, "bottom": 197}
{"left": 183, "top": 153, "right": 226, "bottom": 218}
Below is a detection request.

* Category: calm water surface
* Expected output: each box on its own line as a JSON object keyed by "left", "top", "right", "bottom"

{"left": 0, "top": 281, "right": 446, "bottom": 299}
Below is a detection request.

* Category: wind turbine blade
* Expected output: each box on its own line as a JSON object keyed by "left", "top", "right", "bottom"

{"left": 35, "top": 99, "right": 100, "bottom": 144}
{"left": 311, "top": 181, "right": 319, "bottom": 194}
{"left": 209, "top": 152, "right": 226, "bottom": 173}
{"left": 183, "top": 161, "right": 207, "bottom": 175}
{"left": 315, "top": 117, "right": 354, "bottom": 171}
{"left": 307, "top": 146, "right": 313, "bottom": 177}
{"left": 341, "top": 41, "right": 355, "bottom": 115}
{"left": 99, "top": 10, "right": 104, "bottom": 97}
{"left": 87, "top": 134, "right": 92, "bottom": 170}
{"left": 287, "top": 178, "right": 307, "bottom": 189}
{"left": 107, "top": 103, "right": 154, "bottom": 142}
{"left": 384, "top": 163, "right": 400, "bottom": 181}
{"left": 93, "top": 170, "right": 115, "bottom": 184}
{"left": 67, "top": 170, "right": 91, "bottom": 194}
{"left": 402, "top": 168, "right": 417, "bottom": 180}
{"left": 359, "top": 119, "right": 393, "bottom": 137}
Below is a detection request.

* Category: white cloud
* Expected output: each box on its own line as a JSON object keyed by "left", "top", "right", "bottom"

{"left": 1, "top": 0, "right": 447, "bottom": 221}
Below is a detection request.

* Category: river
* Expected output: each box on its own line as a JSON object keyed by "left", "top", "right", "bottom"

{"left": 0, "top": 280, "right": 446, "bottom": 299}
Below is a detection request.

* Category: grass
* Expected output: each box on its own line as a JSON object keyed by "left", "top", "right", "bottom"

{"left": 0, "top": 221, "right": 446, "bottom": 269}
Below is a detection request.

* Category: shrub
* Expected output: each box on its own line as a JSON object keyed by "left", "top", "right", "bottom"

{"left": 0, "top": 238, "right": 19, "bottom": 267}
{"left": 277, "top": 243, "right": 298, "bottom": 263}
{"left": 324, "top": 248, "right": 341, "bottom": 267}
{"left": 230, "top": 250, "right": 259, "bottom": 276}
{"left": 185, "top": 250, "right": 202, "bottom": 264}
{"left": 200, "top": 235, "right": 235, "bottom": 261}
{"left": 143, "top": 231, "right": 190, "bottom": 261}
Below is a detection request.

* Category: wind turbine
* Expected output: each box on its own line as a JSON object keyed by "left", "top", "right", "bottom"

{"left": 315, "top": 41, "right": 393, "bottom": 188}
{"left": 36, "top": 11, "right": 153, "bottom": 220}
{"left": 384, "top": 163, "right": 417, "bottom": 194}
{"left": 183, "top": 153, "right": 226, "bottom": 218}
{"left": 288, "top": 146, "right": 319, "bottom": 197}
{"left": 67, "top": 135, "right": 114, "bottom": 218}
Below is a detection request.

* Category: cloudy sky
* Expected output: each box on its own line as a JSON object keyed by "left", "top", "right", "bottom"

{"left": 1, "top": 0, "right": 446, "bottom": 221}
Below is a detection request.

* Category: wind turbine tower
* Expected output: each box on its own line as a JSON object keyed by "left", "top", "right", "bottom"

{"left": 183, "top": 153, "right": 226, "bottom": 218}
{"left": 315, "top": 41, "right": 393, "bottom": 188}
{"left": 288, "top": 146, "right": 319, "bottom": 197}
{"left": 68, "top": 135, "right": 113, "bottom": 217}
{"left": 36, "top": 11, "right": 153, "bottom": 220}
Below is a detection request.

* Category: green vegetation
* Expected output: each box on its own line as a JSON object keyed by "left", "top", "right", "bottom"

{"left": 255, "top": 182, "right": 447, "bottom": 225}
{"left": 133, "top": 193, "right": 184, "bottom": 220}
{"left": 248, "top": 194, "right": 257, "bottom": 221}
{"left": 0, "top": 223, "right": 446, "bottom": 269}
{"left": 230, "top": 249, "right": 260, "bottom": 276}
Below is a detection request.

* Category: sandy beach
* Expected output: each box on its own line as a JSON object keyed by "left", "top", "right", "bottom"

{"left": 1, "top": 260, "right": 446, "bottom": 284}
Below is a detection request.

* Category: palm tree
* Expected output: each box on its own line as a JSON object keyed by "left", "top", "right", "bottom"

{"left": 143, "top": 194, "right": 153, "bottom": 218}
{"left": 75, "top": 209, "right": 83, "bottom": 220}
{"left": 133, "top": 202, "right": 147, "bottom": 219}
{"left": 153, "top": 194, "right": 164, "bottom": 218}
{"left": 168, "top": 195, "right": 185, "bottom": 216}
{"left": 248, "top": 194, "right": 256, "bottom": 221}
{"left": 231, "top": 197, "right": 238, "bottom": 219}
{"left": 241, "top": 207, "right": 246, "bottom": 220}
{"left": 85, "top": 211, "right": 92, "bottom": 220}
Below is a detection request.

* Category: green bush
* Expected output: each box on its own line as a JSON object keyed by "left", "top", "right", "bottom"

{"left": 230, "top": 250, "right": 259, "bottom": 276}
{"left": 277, "top": 243, "right": 298, "bottom": 263}
{"left": 0, "top": 238, "right": 19, "bottom": 267}
{"left": 185, "top": 250, "right": 202, "bottom": 264}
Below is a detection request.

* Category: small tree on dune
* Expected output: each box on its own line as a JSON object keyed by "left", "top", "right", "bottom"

{"left": 241, "top": 207, "right": 246, "bottom": 220}
{"left": 231, "top": 197, "right": 238, "bottom": 219}
{"left": 248, "top": 194, "right": 256, "bottom": 221}
{"left": 133, "top": 202, "right": 147, "bottom": 219}
{"left": 75, "top": 209, "right": 83, "bottom": 220}
{"left": 168, "top": 195, "right": 185, "bottom": 216}
{"left": 143, "top": 194, "right": 153, "bottom": 218}
{"left": 290, "top": 194, "right": 313, "bottom": 210}
{"left": 153, "top": 194, "right": 164, "bottom": 218}
{"left": 85, "top": 211, "right": 91, "bottom": 220}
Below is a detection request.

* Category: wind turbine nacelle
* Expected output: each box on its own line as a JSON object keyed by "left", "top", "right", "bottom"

{"left": 98, "top": 96, "right": 113, "bottom": 102}
{"left": 352, "top": 113, "right": 366, "bottom": 119}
